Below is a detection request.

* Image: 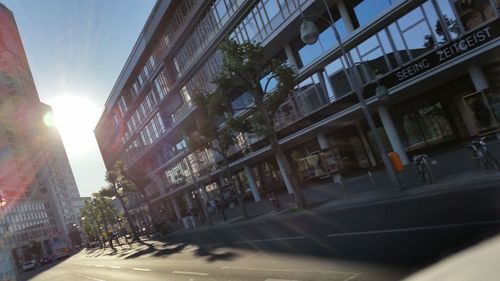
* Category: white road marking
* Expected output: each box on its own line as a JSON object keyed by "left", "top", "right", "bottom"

{"left": 325, "top": 220, "right": 500, "bottom": 238}
{"left": 232, "top": 235, "right": 308, "bottom": 244}
{"left": 265, "top": 279, "right": 300, "bottom": 281}
{"left": 77, "top": 274, "right": 105, "bottom": 281}
{"left": 132, "top": 268, "right": 151, "bottom": 272}
{"left": 221, "top": 266, "right": 356, "bottom": 275}
{"left": 172, "top": 270, "right": 209, "bottom": 276}
{"left": 342, "top": 273, "right": 359, "bottom": 281}
{"left": 109, "top": 266, "right": 121, "bottom": 269}
{"left": 95, "top": 265, "right": 104, "bottom": 267}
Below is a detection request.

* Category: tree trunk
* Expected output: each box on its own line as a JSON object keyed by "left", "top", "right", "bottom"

{"left": 98, "top": 207, "right": 110, "bottom": 235}
{"left": 139, "top": 189, "right": 158, "bottom": 226}
{"left": 218, "top": 146, "right": 248, "bottom": 219}
{"left": 262, "top": 112, "right": 307, "bottom": 209}
{"left": 117, "top": 196, "right": 140, "bottom": 241}
{"left": 110, "top": 208, "right": 127, "bottom": 242}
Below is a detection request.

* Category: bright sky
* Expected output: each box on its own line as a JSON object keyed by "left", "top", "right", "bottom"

{"left": 2, "top": 0, "right": 156, "bottom": 196}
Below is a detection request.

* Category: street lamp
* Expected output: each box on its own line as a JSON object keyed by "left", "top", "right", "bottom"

{"left": 299, "top": 0, "right": 400, "bottom": 190}
{"left": 0, "top": 189, "right": 8, "bottom": 234}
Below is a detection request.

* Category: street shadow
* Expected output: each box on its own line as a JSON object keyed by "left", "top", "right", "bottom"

{"left": 194, "top": 245, "right": 238, "bottom": 262}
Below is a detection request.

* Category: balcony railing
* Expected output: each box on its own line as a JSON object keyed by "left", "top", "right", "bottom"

{"left": 171, "top": 101, "right": 193, "bottom": 124}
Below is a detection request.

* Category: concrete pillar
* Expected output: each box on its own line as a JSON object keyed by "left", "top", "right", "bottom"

{"left": 200, "top": 185, "right": 209, "bottom": 201}
{"left": 469, "top": 66, "right": 489, "bottom": 91}
{"left": 244, "top": 165, "right": 261, "bottom": 202}
{"left": 377, "top": 106, "right": 410, "bottom": 165}
{"left": 316, "top": 132, "right": 330, "bottom": 150}
{"left": 154, "top": 175, "right": 166, "bottom": 196}
{"left": 276, "top": 156, "right": 295, "bottom": 194}
{"left": 184, "top": 192, "right": 194, "bottom": 209}
{"left": 316, "top": 71, "right": 330, "bottom": 104}
{"left": 171, "top": 197, "right": 182, "bottom": 221}
{"left": 356, "top": 122, "right": 377, "bottom": 167}
{"left": 337, "top": 0, "right": 355, "bottom": 33}
{"left": 284, "top": 43, "right": 299, "bottom": 70}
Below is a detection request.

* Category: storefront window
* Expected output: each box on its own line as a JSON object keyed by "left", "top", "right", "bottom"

{"left": 452, "top": 0, "right": 497, "bottom": 31}
{"left": 400, "top": 102, "right": 455, "bottom": 150}
{"left": 463, "top": 91, "right": 500, "bottom": 134}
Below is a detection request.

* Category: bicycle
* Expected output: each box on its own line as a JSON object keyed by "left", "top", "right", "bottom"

{"left": 413, "top": 154, "right": 434, "bottom": 184}
{"left": 467, "top": 137, "right": 499, "bottom": 171}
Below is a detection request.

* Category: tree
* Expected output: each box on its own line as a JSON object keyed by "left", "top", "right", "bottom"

{"left": 121, "top": 165, "right": 159, "bottom": 228}
{"left": 81, "top": 201, "right": 103, "bottom": 246}
{"left": 90, "top": 194, "right": 111, "bottom": 236}
{"left": 190, "top": 89, "right": 249, "bottom": 218}
{"left": 102, "top": 161, "right": 140, "bottom": 241}
{"left": 210, "top": 39, "right": 306, "bottom": 208}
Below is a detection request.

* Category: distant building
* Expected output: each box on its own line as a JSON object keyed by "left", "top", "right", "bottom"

{"left": 0, "top": 3, "right": 83, "bottom": 268}
{"left": 95, "top": 0, "right": 500, "bottom": 229}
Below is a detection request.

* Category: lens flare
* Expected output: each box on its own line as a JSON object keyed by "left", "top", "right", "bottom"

{"left": 43, "top": 111, "right": 55, "bottom": 127}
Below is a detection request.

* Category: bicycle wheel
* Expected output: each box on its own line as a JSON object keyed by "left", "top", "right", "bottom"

{"left": 423, "top": 165, "right": 433, "bottom": 184}
{"left": 486, "top": 154, "right": 499, "bottom": 170}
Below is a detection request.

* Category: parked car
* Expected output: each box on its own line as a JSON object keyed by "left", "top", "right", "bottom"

{"left": 40, "top": 256, "right": 52, "bottom": 265}
{"left": 22, "top": 260, "right": 36, "bottom": 271}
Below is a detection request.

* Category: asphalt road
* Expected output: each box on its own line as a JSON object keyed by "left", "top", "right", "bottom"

{"left": 22, "top": 181, "right": 500, "bottom": 281}
{"left": 22, "top": 243, "right": 407, "bottom": 281}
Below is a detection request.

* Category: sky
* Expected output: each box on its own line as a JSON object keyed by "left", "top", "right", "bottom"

{"left": 1, "top": 0, "right": 157, "bottom": 196}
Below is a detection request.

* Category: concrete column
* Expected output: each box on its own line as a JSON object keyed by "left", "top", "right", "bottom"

{"left": 377, "top": 106, "right": 410, "bottom": 165}
{"left": 154, "top": 175, "right": 166, "bottom": 196}
{"left": 184, "top": 192, "right": 194, "bottom": 209}
{"left": 356, "top": 122, "right": 377, "bottom": 167}
{"left": 171, "top": 197, "right": 182, "bottom": 221}
{"left": 316, "top": 70, "right": 330, "bottom": 104}
{"left": 276, "top": 156, "right": 295, "bottom": 194}
{"left": 337, "top": 0, "right": 355, "bottom": 33}
{"left": 316, "top": 132, "right": 330, "bottom": 150}
{"left": 244, "top": 165, "right": 261, "bottom": 202}
{"left": 469, "top": 66, "right": 490, "bottom": 91}
{"left": 200, "top": 185, "right": 209, "bottom": 201}
{"left": 284, "top": 43, "right": 299, "bottom": 70}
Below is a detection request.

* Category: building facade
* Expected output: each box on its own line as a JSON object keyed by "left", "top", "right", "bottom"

{"left": 0, "top": 3, "right": 83, "bottom": 270}
{"left": 95, "top": 0, "right": 500, "bottom": 226}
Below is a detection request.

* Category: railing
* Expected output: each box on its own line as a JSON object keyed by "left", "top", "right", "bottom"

{"left": 274, "top": 84, "right": 328, "bottom": 130}
{"left": 171, "top": 101, "right": 193, "bottom": 124}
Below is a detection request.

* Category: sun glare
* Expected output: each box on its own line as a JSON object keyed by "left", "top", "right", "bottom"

{"left": 47, "top": 95, "right": 102, "bottom": 156}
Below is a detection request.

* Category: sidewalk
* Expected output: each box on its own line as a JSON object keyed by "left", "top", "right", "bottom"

{"left": 167, "top": 139, "right": 500, "bottom": 234}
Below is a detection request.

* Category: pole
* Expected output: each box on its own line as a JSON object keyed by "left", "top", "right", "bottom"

{"left": 319, "top": 0, "right": 400, "bottom": 190}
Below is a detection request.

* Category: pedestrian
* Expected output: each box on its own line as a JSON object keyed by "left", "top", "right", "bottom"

{"left": 108, "top": 235, "right": 114, "bottom": 249}
{"left": 269, "top": 192, "right": 281, "bottom": 212}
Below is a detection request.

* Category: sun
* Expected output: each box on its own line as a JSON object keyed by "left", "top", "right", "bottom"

{"left": 46, "top": 95, "right": 102, "bottom": 156}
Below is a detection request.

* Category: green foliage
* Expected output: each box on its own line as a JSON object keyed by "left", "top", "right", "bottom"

{"left": 212, "top": 39, "right": 297, "bottom": 136}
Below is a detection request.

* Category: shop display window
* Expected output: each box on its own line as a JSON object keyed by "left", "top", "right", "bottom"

{"left": 463, "top": 91, "right": 500, "bottom": 134}
{"left": 400, "top": 101, "right": 455, "bottom": 150}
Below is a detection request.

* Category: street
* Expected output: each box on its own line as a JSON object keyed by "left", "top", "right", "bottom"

{"left": 21, "top": 244, "right": 407, "bottom": 281}
{"left": 22, "top": 180, "right": 500, "bottom": 281}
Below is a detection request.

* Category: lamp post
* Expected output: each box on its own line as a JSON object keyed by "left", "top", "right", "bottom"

{"left": 299, "top": 0, "right": 400, "bottom": 190}
{"left": 0, "top": 190, "right": 8, "bottom": 234}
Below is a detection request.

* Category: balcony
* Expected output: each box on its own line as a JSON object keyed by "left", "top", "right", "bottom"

{"left": 170, "top": 101, "right": 193, "bottom": 124}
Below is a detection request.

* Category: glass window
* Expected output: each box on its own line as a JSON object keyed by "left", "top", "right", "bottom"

{"left": 231, "top": 92, "right": 255, "bottom": 115}
{"left": 295, "top": 5, "right": 346, "bottom": 68}
{"left": 436, "top": 0, "right": 464, "bottom": 39}
{"left": 325, "top": 57, "right": 351, "bottom": 98}
{"left": 398, "top": 101, "right": 455, "bottom": 150}
{"left": 452, "top": 0, "right": 496, "bottom": 31}
{"left": 348, "top": 0, "right": 395, "bottom": 28}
